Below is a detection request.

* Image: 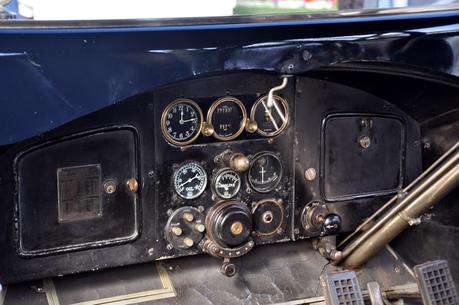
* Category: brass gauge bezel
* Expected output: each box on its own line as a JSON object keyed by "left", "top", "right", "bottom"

{"left": 250, "top": 95, "right": 289, "bottom": 137}
{"left": 207, "top": 96, "right": 247, "bottom": 141}
{"left": 161, "top": 98, "right": 204, "bottom": 146}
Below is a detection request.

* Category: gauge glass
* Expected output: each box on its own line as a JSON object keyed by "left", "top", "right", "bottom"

{"left": 208, "top": 96, "right": 247, "bottom": 141}
{"left": 174, "top": 162, "right": 207, "bottom": 199}
{"left": 214, "top": 169, "right": 241, "bottom": 199}
{"left": 161, "top": 99, "right": 203, "bottom": 146}
{"left": 251, "top": 95, "right": 289, "bottom": 137}
{"left": 248, "top": 152, "right": 282, "bottom": 193}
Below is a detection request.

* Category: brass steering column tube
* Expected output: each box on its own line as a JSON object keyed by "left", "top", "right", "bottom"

{"left": 340, "top": 142, "right": 459, "bottom": 269}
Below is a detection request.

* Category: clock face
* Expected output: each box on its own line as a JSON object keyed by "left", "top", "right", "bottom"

{"left": 162, "top": 100, "right": 203, "bottom": 145}
{"left": 174, "top": 162, "right": 207, "bottom": 199}
{"left": 214, "top": 169, "right": 241, "bottom": 199}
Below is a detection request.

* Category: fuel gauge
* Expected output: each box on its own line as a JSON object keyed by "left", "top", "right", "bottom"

{"left": 214, "top": 168, "right": 241, "bottom": 199}
{"left": 248, "top": 152, "right": 282, "bottom": 193}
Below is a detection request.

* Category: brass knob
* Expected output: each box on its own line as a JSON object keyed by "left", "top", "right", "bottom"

{"left": 229, "top": 153, "right": 250, "bottom": 172}
{"left": 126, "top": 178, "right": 138, "bottom": 193}
{"left": 201, "top": 122, "right": 214, "bottom": 137}
{"left": 230, "top": 221, "right": 244, "bottom": 236}
{"left": 245, "top": 119, "right": 258, "bottom": 133}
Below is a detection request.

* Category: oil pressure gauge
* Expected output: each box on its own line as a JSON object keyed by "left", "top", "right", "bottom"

{"left": 174, "top": 162, "right": 207, "bottom": 199}
{"left": 248, "top": 152, "right": 282, "bottom": 193}
{"left": 214, "top": 168, "right": 241, "bottom": 199}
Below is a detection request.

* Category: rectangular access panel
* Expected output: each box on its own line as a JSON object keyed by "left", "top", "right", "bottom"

{"left": 322, "top": 114, "right": 405, "bottom": 201}
{"left": 15, "top": 127, "right": 139, "bottom": 257}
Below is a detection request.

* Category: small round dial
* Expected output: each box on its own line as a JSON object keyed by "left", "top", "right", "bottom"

{"left": 250, "top": 95, "right": 289, "bottom": 137}
{"left": 207, "top": 96, "right": 247, "bottom": 141}
{"left": 174, "top": 162, "right": 207, "bottom": 199}
{"left": 214, "top": 169, "right": 241, "bottom": 199}
{"left": 161, "top": 99, "right": 203, "bottom": 146}
{"left": 248, "top": 152, "right": 282, "bottom": 193}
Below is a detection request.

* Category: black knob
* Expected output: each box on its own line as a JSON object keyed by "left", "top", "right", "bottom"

{"left": 212, "top": 202, "right": 252, "bottom": 247}
{"left": 323, "top": 214, "right": 342, "bottom": 235}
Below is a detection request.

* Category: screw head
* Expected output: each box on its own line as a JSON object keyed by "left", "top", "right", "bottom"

{"left": 304, "top": 168, "right": 317, "bottom": 181}
{"left": 103, "top": 180, "right": 117, "bottom": 194}
{"left": 358, "top": 135, "right": 371, "bottom": 149}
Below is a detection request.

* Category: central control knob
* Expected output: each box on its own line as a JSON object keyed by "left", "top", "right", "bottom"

{"left": 206, "top": 201, "right": 252, "bottom": 248}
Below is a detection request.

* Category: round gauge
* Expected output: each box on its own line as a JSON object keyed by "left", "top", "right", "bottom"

{"left": 207, "top": 96, "right": 247, "bottom": 141}
{"left": 214, "top": 169, "right": 241, "bottom": 199}
{"left": 250, "top": 95, "right": 289, "bottom": 137}
{"left": 248, "top": 152, "right": 282, "bottom": 193}
{"left": 174, "top": 162, "right": 207, "bottom": 199}
{"left": 161, "top": 99, "right": 203, "bottom": 146}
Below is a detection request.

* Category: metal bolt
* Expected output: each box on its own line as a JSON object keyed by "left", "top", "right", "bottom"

{"left": 103, "top": 180, "right": 117, "bottom": 194}
{"left": 302, "top": 50, "right": 312, "bottom": 61}
{"left": 147, "top": 248, "right": 154, "bottom": 256}
{"left": 358, "top": 135, "right": 371, "bottom": 149}
{"left": 171, "top": 227, "right": 183, "bottom": 236}
{"left": 394, "top": 265, "right": 401, "bottom": 273}
{"left": 304, "top": 168, "right": 317, "bottom": 181}
{"left": 195, "top": 223, "right": 206, "bottom": 233}
{"left": 183, "top": 212, "right": 194, "bottom": 222}
{"left": 183, "top": 237, "right": 194, "bottom": 248}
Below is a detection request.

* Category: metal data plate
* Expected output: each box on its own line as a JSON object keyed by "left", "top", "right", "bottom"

{"left": 57, "top": 164, "right": 102, "bottom": 222}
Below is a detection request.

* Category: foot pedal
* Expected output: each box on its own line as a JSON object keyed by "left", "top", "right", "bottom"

{"left": 414, "top": 260, "right": 458, "bottom": 305}
{"left": 320, "top": 271, "right": 364, "bottom": 305}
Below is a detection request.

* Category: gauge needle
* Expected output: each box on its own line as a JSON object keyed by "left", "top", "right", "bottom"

{"left": 178, "top": 174, "right": 205, "bottom": 188}
{"left": 181, "top": 118, "right": 197, "bottom": 123}
{"left": 261, "top": 100, "right": 279, "bottom": 130}
{"left": 179, "top": 109, "right": 184, "bottom": 125}
{"left": 260, "top": 166, "right": 266, "bottom": 183}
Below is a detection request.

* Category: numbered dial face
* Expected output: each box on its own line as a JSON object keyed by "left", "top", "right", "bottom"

{"left": 251, "top": 95, "right": 289, "bottom": 137}
{"left": 161, "top": 99, "right": 203, "bottom": 146}
{"left": 214, "top": 169, "right": 241, "bottom": 199}
{"left": 174, "top": 163, "right": 207, "bottom": 199}
{"left": 248, "top": 153, "right": 282, "bottom": 193}
{"left": 208, "top": 97, "right": 247, "bottom": 141}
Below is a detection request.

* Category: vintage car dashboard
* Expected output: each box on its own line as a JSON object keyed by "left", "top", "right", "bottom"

{"left": 0, "top": 71, "right": 423, "bottom": 283}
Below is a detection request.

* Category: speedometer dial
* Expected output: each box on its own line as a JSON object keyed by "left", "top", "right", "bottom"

{"left": 207, "top": 96, "right": 247, "bottom": 141}
{"left": 250, "top": 95, "right": 289, "bottom": 137}
{"left": 161, "top": 99, "right": 203, "bottom": 146}
{"left": 214, "top": 169, "right": 241, "bottom": 199}
{"left": 248, "top": 152, "right": 282, "bottom": 193}
{"left": 174, "top": 162, "right": 207, "bottom": 199}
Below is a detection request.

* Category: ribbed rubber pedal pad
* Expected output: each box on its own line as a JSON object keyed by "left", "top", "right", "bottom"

{"left": 320, "top": 271, "right": 364, "bottom": 305}
{"left": 414, "top": 260, "right": 458, "bottom": 305}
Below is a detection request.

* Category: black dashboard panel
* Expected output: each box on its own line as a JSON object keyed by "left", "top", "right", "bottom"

{"left": 0, "top": 72, "right": 422, "bottom": 283}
